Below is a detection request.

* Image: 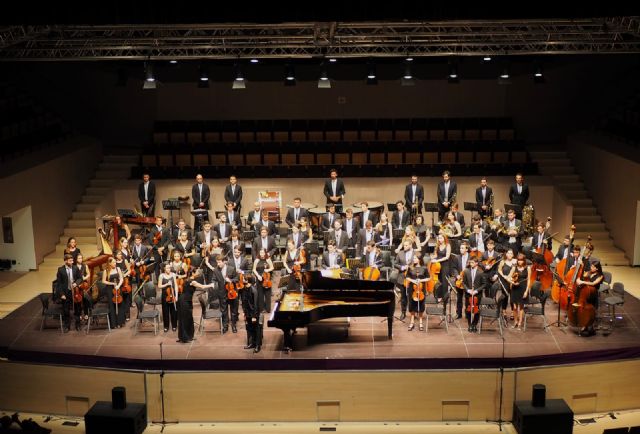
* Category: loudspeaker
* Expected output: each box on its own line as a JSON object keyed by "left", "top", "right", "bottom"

{"left": 512, "top": 399, "right": 573, "bottom": 434}
{"left": 85, "top": 401, "right": 147, "bottom": 434}
{"left": 532, "top": 384, "right": 546, "bottom": 407}
{"left": 112, "top": 386, "right": 127, "bottom": 409}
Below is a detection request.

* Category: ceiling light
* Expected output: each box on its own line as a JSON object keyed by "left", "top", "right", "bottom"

{"left": 250, "top": 58, "right": 259, "bottom": 64}
{"left": 318, "top": 63, "right": 331, "bottom": 88}
{"left": 329, "top": 58, "right": 337, "bottom": 63}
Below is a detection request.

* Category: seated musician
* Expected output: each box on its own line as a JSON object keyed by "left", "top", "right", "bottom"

{"left": 214, "top": 213, "right": 232, "bottom": 244}
{"left": 343, "top": 208, "right": 358, "bottom": 248}
{"left": 320, "top": 203, "right": 338, "bottom": 233}
{"left": 468, "top": 223, "right": 489, "bottom": 255}
{"left": 531, "top": 221, "right": 552, "bottom": 254}
{"left": 470, "top": 214, "right": 489, "bottom": 233}
{"left": 413, "top": 215, "right": 430, "bottom": 253}
{"left": 364, "top": 240, "right": 383, "bottom": 268}
{"left": 287, "top": 224, "right": 306, "bottom": 249}
{"left": 451, "top": 202, "right": 466, "bottom": 229}
{"left": 359, "top": 202, "right": 378, "bottom": 229}
{"left": 328, "top": 219, "right": 349, "bottom": 254}
{"left": 555, "top": 234, "right": 574, "bottom": 263}
{"left": 174, "top": 230, "right": 196, "bottom": 265}
{"left": 322, "top": 240, "right": 343, "bottom": 270}
{"left": 574, "top": 261, "right": 604, "bottom": 337}
{"left": 375, "top": 212, "right": 393, "bottom": 246}
{"left": 149, "top": 216, "right": 170, "bottom": 276}
{"left": 131, "top": 234, "right": 152, "bottom": 285}
{"left": 299, "top": 217, "right": 314, "bottom": 242}
{"left": 406, "top": 254, "right": 430, "bottom": 332}
{"left": 252, "top": 226, "right": 277, "bottom": 260}
{"left": 256, "top": 210, "right": 277, "bottom": 237}
{"left": 224, "top": 201, "right": 242, "bottom": 231}
{"left": 358, "top": 220, "right": 380, "bottom": 256}
{"left": 285, "top": 197, "right": 309, "bottom": 228}
{"left": 226, "top": 229, "right": 243, "bottom": 256}
{"left": 171, "top": 218, "right": 193, "bottom": 244}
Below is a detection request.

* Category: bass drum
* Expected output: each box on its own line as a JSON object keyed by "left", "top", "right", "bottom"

{"left": 522, "top": 204, "right": 535, "bottom": 236}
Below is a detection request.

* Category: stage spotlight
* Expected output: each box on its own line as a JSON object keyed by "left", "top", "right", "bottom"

{"left": 483, "top": 56, "right": 492, "bottom": 62}
{"left": 169, "top": 60, "right": 178, "bottom": 64}
{"left": 284, "top": 63, "right": 296, "bottom": 86}
{"left": 366, "top": 61, "right": 377, "bottom": 85}
{"left": 401, "top": 60, "right": 415, "bottom": 86}
{"left": 197, "top": 63, "right": 209, "bottom": 88}
{"left": 533, "top": 62, "right": 545, "bottom": 83}
{"left": 405, "top": 56, "right": 414, "bottom": 62}
{"left": 318, "top": 63, "right": 331, "bottom": 89}
{"left": 143, "top": 62, "right": 156, "bottom": 89}
{"left": 328, "top": 57, "right": 337, "bottom": 63}
{"left": 250, "top": 58, "right": 259, "bottom": 64}
{"left": 232, "top": 63, "right": 246, "bottom": 89}
{"left": 500, "top": 66, "right": 510, "bottom": 79}
{"left": 448, "top": 62, "right": 459, "bottom": 83}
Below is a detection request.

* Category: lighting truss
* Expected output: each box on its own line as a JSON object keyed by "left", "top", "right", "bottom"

{"left": 0, "top": 17, "right": 639, "bottom": 61}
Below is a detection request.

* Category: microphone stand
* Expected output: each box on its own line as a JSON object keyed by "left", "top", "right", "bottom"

{"left": 152, "top": 342, "right": 178, "bottom": 432}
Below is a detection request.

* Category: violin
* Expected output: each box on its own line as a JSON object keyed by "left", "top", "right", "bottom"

{"left": 510, "top": 271, "right": 520, "bottom": 287}
{"left": 153, "top": 230, "right": 162, "bottom": 246}
{"left": 121, "top": 276, "right": 132, "bottom": 294}
{"left": 235, "top": 273, "right": 246, "bottom": 291}
{"left": 226, "top": 281, "right": 238, "bottom": 300}
{"left": 262, "top": 272, "right": 272, "bottom": 288}
{"left": 112, "top": 283, "right": 123, "bottom": 304}
{"left": 466, "top": 292, "right": 479, "bottom": 315}
{"left": 184, "top": 257, "right": 192, "bottom": 268}
{"left": 411, "top": 281, "right": 425, "bottom": 302}
{"left": 176, "top": 277, "right": 185, "bottom": 294}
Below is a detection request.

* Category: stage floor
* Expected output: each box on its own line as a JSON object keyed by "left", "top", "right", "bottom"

{"left": 1, "top": 287, "right": 640, "bottom": 370}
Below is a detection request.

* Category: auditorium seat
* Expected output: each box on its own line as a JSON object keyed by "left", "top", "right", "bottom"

{"left": 299, "top": 153, "right": 315, "bottom": 165}
{"left": 352, "top": 153, "right": 367, "bottom": 165}
{"left": 464, "top": 118, "right": 481, "bottom": 140}
{"left": 246, "top": 154, "right": 262, "bottom": 165}
{"left": 429, "top": 119, "right": 446, "bottom": 141}
{"left": 186, "top": 121, "right": 204, "bottom": 144}
{"left": 342, "top": 119, "right": 358, "bottom": 141}
{"left": 394, "top": 118, "right": 411, "bottom": 141}
{"left": 211, "top": 154, "right": 226, "bottom": 165}
{"left": 256, "top": 119, "right": 272, "bottom": 142}
{"left": 440, "top": 151, "right": 456, "bottom": 164}
{"left": 458, "top": 152, "right": 474, "bottom": 163}
{"left": 411, "top": 118, "right": 428, "bottom": 141}
{"left": 281, "top": 154, "right": 297, "bottom": 165}
{"left": 228, "top": 154, "right": 244, "bottom": 165}
{"left": 308, "top": 119, "right": 324, "bottom": 141}
{"left": 360, "top": 118, "right": 376, "bottom": 142}
{"left": 221, "top": 120, "right": 239, "bottom": 143}
{"left": 387, "top": 153, "right": 403, "bottom": 164}
{"left": 377, "top": 119, "right": 394, "bottom": 141}
{"left": 325, "top": 119, "right": 342, "bottom": 141}
{"left": 405, "top": 152, "right": 420, "bottom": 164}
{"left": 193, "top": 154, "right": 209, "bottom": 166}
{"left": 480, "top": 118, "right": 498, "bottom": 140}
{"left": 511, "top": 151, "right": 528, "bottom": 163}
{"left": 263, "top": 153, "right": 280, "bottom": 165}
{"left": 475, "top": 151, "right": 492, "bottom": 163}
{"left": 316, "top": 153, "right": 332, "bottom": 165}
{"left": 493, "top": 151, "right": 509, "bottom": 163}
{"left": 447, "top": 118, "right": 463, "bottom": 141}
{"left": 169, "top": 121, "right": 186, "bottom": 144}
{"left": 141, "top": 154, "right": 157, "bottom": 167}
{"left": 423, "top": 152, "right": 438, "bottom": 164}
{"left": 334, "top": 153, "right": 350, "bottom": 164}
{"left": 175, "top": 154, "right": 191, "bottom": 167}
{"left": 158, "top": 154, "right": 174, "bottom": 166}
{"left": 370, "top": 153, "right": 385, "bottom": 164}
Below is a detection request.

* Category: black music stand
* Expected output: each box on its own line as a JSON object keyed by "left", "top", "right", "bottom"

{"left": 162, "top": 198, "right": 180, "bottom": 232}
{"left": 424, "top": 202, "right": 439, "bottom": 229}
{"left": 117, "top": 208, "right": 136, "bottom": 218}
{"left": 464, "top": 202, "right": 478, "bottom": 221}
{"left": 387, "top": 202, "right": 398, "bottom": 213}
{"left": 191, "top": 209, "right": 208, "bottom": 233}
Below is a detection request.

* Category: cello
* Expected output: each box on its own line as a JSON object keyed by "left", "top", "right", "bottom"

{"left": 551, "top": 225, "right": 576, "bottom": 303}
{"left": 425, "top": 254, "right": 441, "bottom": 294}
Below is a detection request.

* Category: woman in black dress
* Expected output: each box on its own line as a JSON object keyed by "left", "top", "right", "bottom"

{"left": 176, "top": 269, "right": 197, "bottom": 343}
{"left": 493, "top": 248, "right": 515, "bottom": 322}
{"left": 431, "top": 234, "right": 452, "bottom": 300}
{"left": 575, "top": 261, "right": 604, "bottom": 337}
{"left": 252, "top": 248, "right": 275, "bottom": 313}
{"left": 64, "top": 237, "right": 81, "bottom": 264}
{"left": 158, "top": 262, "right": 178, "bottom": 332}
{"left": 406, "top": 255, "right": 430, "bottom": 331}
{"left": 103, "top": 257, "right": 125, "bottom": 328}
{"left": 510, "top": 253, "right": 531, "bottom": 330}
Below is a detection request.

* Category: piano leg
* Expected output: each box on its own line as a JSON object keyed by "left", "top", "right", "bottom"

{"left": 387, "top": 315, "right": 393, "bottom": 339}
{"left": 283, "top": 328, "right": 294, "bottom": 352}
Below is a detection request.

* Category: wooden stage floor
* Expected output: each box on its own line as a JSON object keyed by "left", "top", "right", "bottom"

{"left": 1, "top": 285, "right": 639, "bottom": 370}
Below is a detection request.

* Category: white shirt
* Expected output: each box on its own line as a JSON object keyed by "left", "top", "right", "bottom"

{"left": 66, "top": 266, "right": 73, "bottom": 290}
{"left": 482, "top": 187, "right": 486, "bottom": 201}
{"left": 444, "top": 181, "right": 450, "bottom": 201}
{"left": 219, "top": 225, "right": 226, "bottom": 239}
{"left": 471, "top": 268, "right": 477, "bottom": 289}
{"left": 293, "top": 233, "right": 299, "bottom": 246}
{"left": 368, "top": 251, "right": 377, "bottom": 266}
{"left": 231, "top": 185, "right": 235, "bottom": 195}
{"left": 143, "top": 182, "right": 149, "bottom": 200}
{"left": 261, "top": 237, "right": 268, "bottom": 249}
{"left": 477, "top": 234, "right": 485, "bottom": 252}
{"left": 346, "top": 219, "right": 353, "bottom": 236}
{"left": 332, "top": 179, "right": 337, "bottom": 196}
{"left": 461, "top": 254, "right": 468, "bottom": 271}
{"left": 198, "top": 183, "right": 203, "bottom": 199}
{"left": 412, "top": 185, "right": 417, "bottom": 202}
{"left": 329, "top": 252, "right": 337, "bottom": 267}
{"left": 294, "top": 208, "right": 299, "bottom": 221}
{"left": 517, "top": 184, "right": 522, "bottom": 194}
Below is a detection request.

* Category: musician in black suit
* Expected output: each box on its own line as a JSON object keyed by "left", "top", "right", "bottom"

{"left": 508, "top": 173, "right": 530, "bottom": 219}
{"left": 554, "top": 234, "right": 574, "bottom": 263}
{"left": 170, "top": 218, "right": 193, "bottom": 244}
{"left": 531, "top": 221, "right": 553, "bottom": 253}
{"left": 343, "top": 208, "right": 359, "bottom": 248}
{"left": 328, "top": 220, "right": 350, "bottom": 253}
{"left": 323, "top": 168, "right": 346, "bottom": 208}
{"left": 287, "top": 224, "right": 308, "bottom": 248}
{"left": 462, "top": 257, "right": 486, "bottom": 332}
{"left": 252, "top": 226, "right": 277, "bottom": 259}
{"left": 285, "top": 197, "right": 310, "bottom": 227}
{"left": 214, "top": 214, "right": 232, "bottom": 244}
{"left": 404, "top": 175, "right": 424, "bottom": 216}
{"left": 256, "top": 210, "right": 277, "bottom": 237}
{"left": 149, "top": 216, "right": 171, "bottom": 278}
{"left": 223, "top": 201, "right": 242, "bottom": 230}
{"left": 504, "top": 209, "right": 523, "bottom": 253}
{"left": 357, "top": 220, "right": 380, "bottom": 256}
{"left": 468, "top": 223, "right": 490, "bottom": 254}
{"left": 131, "top": 234, "right": 152, "bottom": 286}
{"left": 392, "top": 240, "right": 415, "bottom": 320}
{"left": 206, "top": 254, "right": 234, "bottom": 333}
{"left": 437, "top": 170, "right": 457, "bottom": 221}
{"left": 138, "top": 173, "right": 156, "bottom": 217}
{"left": 475, "top": 177, "right": 493, "bottom": 219}
{"left": 322, "top": 240, "right": 344, "bottom": 269}
{"left": 391, "top": 201, "right": 410, "bottom": 231}
{"left": 452, "top": 242, "right": 471, "bottom": 318}
{"left": 363, "top": 241, "right": 383, "bottom": 268}
{"left": 247, "top": 202, "right": 262, "bottom": 231}
{"left": 223, "top": 175, "right": 243, "bottom": 215}
{"left": 451, "top": 203, "right": 466, "bottom": 229}
{"left": 192, "top": 174, "right": 211, "bottom": 231}
{"left": 55, "top": 254, "right": 83, "bottom": 332}
{"left": 320, "top": 204, "right": 338, "bottom": 232}
{"left": 358, "top": 202, "right": 378, "bottom": 229}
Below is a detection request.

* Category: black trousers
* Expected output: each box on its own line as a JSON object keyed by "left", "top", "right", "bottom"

{"left": 397, "top": 284, "right": 409, "bottom": 314}
{"left": 257, "top": 283, "right": 271, "bottom": 313}
{"left": 61, "top": 296, "right": 73, "bottom": 329}
{"left": 227, "top": 296, "right": 240, "bottom": 325}
{"left": 109, "top": 298, "right": 126, "bottom": 327}
{"left": 162, "top": 298, "right": 178, "bottom": 330}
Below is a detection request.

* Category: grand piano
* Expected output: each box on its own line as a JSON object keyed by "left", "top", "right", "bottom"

{"left": 268, "top": 270, "right": 395, "bottom": 352}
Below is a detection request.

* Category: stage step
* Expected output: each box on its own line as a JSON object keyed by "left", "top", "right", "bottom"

{"left": 59, "top": 235, "right": 96, "bottom": 245}
{"left": 528, "top": 146, "right": 629, "bottom": 265}
{"left": 75, "top": 203, "right": 96, "bottom": 212}
{"left": 71, "top": 211, "right": 95, "bottom": 220}
{"left": 85, "top": 187, "right": 111, "bottom": 196}
{"left": 67, "top": 219, "right": 96, "bottom": 228}
{"left": 89, "top": 179, "right": 117, "bottom": 188}
{"left": 63, "top": 227, "right": 95, "bottom": 237}
{"left": 53, "top": 244, "right": 98, "bottom": 256}
{"left": 80, "top": 195, "right": 103, "bottom": 204}
{"left": 94, "top": 170, "right": 129, "bottom": 179}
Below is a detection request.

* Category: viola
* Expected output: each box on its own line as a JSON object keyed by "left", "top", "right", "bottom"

{"left": 112, "top": 285, "right": 122, "bottom": 304}
{"left": 176, "top": 277, "right": 185, "bottom": 294}
{"left": 455, "top": 271, "right": 464, "bottom": 289}
{"left": 184, "top": 257, "right": 192, "bottom": 268}
{"left": 153, "top": 230, "right": 162, "bottom": 246}
{"left": 262, "top": 272, "right": 272, "bottom": 288}
{"left": 235, "top": 273, "right": 246, "bottom": 291}
{"left": 226, "top": 281, "right": 238, "bottom": 300}
{"left": 466, "top": 293, "right": 479, "bottom": 314}
{"left": 121, "top": 277, "right": 132, "bottom": 294}
{"left": 165, "top": 286, "right": 176, "bottom": 303}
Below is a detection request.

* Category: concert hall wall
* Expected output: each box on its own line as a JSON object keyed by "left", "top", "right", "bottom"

{"left": 568, "top": 132, "right": 640, "bottom": 265}
{"left": 0, "top": 138, "right": 102, "bottom": 265}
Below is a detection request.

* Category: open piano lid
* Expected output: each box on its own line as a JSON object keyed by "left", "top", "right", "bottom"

{"left": 301, "top": 270, "right": 394, "bottom": 291}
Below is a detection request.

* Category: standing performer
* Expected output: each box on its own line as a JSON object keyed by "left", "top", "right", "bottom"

{"left": 103, "top": 257, "right": 125, "bottom": 329}
{"left": 437, "top": 170, "right": 457, "bottom": 222}
{"left": 252, "top": 248, "right": 275, "bottom": 313}
{"left": 224, "top": 175, "right": 243, "bottom": 215}
{"left": 242, "top": 274, "right": 263, "bottom": 353}
{"left": 392, "top": 240, "right": 415, "bottom": 321}
{"left": 74, "top": 253, "right": 91, "bottom": 324}
{"left": 158, "top": 262, "right": 178, "bottom": 333}
{"left": 463, "top": 256, "right": 485, "bottom": 332}
{"left": 475, "top": 177, "right": 493, "bottom": 219}
{"left": 510, "top": 253, "right": 531, "bottom": 330}
{"left": 176, "top": 268, "right": 205, "bottom": 344}
{"left": 285, "top": 197, "right": 310, "bottom": 228}
{"left": 192, "top": 173, "right": 211, "bottom": 232}
{"left": 323, "top": 168, "right": 346, "bottom": 211}
{"left": 138, "top": 173, "right": 156, "bottom": 217}
{"left": 404, "top": 175, "right": 424, "bottom": 219}
{"left": 55, "top": 253, "right": 82, "bottom": 332}
{"left": 508, "top": 173, "right": 530, "bottom": 219}
{"left": 406, "top": 255, "right": 430, "bottom": 331}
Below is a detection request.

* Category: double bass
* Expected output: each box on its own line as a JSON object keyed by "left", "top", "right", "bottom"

{"left": 425, "top": 254, "right": 441, "bottom": 294}
{"left": 564, "top": 238, "right": 594, "bottom": 321}
{"left": 530, "top": 217, "right": 554, "bottom": 292}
